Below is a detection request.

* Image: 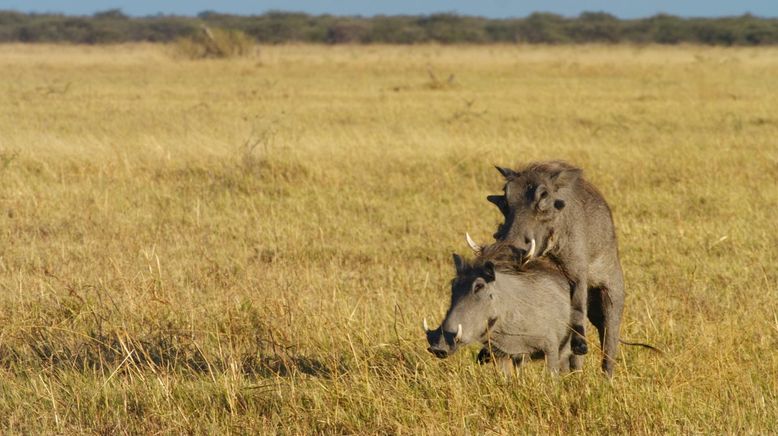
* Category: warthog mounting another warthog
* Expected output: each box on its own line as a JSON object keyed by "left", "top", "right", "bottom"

{"left": 425, "top": 241, "right": 574, "bottom": 375}
{"left": 487, "top": 160, "right": 625, "bottom": 377}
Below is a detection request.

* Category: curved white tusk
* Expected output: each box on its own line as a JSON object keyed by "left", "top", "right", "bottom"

{"left": 423, "top": 318, "right": 429, "bottom": 332}
{"left": 525, "top": 238, "right": 536, "bottom": 260}
{"left": 455, "top": 324, "right": 463, "bottom": 341}
{"left": 541, "top": 233, "right": 555, "bottom": 256}
{"left": 465, "top": 232, "right": 481, "bottom": 254}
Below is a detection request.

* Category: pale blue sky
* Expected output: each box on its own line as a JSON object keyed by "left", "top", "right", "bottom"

{"left": 1, "top": 0, "right": 777, "bottom": 18}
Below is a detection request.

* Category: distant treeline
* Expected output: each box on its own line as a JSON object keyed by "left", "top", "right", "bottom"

{"left": 1, "top": 9, "right": 778, "bottom": 45}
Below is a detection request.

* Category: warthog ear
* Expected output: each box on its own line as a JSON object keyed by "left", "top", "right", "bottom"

{"left": 494, "top": 165, "right": 518, "bottom": 179}
{"left": 452, "top": 253, "right": 466, "bottom": 274}
{"left": 549, "top": 167, "right": 582, "bottom": 189}
{"left": 486, "top": 194, "right": 509, "bottom": 216}
{"left": 482, "top": 261, "right": 495, "bottom": 282}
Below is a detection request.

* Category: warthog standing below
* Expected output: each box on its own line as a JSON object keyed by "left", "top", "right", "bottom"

{"left": 425, "top": 242, "right": 573, "bottom": 375}
{"left": 487, "top": 160, "right": 625, "bottom": 377}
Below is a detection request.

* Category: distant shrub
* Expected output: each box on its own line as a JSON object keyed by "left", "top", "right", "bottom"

{"left": 519, "top": 13, "right": 569, "bottom": 43}
{"left": 326, "top": 20, "right": 369, "bottom": 43}
{"left": 568, "top": 12, "right": 622, "bottom": 43}
{"left": 174, "top": 26, "right": 254, "bottom": 59}
{"left": 647, "top": 14, "right": 689, "bottom": 44}
{"left": 2, "top": 10, "right": 778, "bottom": 46}
{"left": 418, "top": 14, "right": 488, "bottom": 44}
{"left": 366, "top": 16, "right": 427, "bottom": 43}
{"left": 742, "top": 21, "right": 778, "bottom": 44}
{"left": 484, "top": 20, "right": 523, "bottom": 43}
{"left": 240, "top": 11, "right": 321, "bottom": 43}
{"left": 93, "top": 9, "right": 128, "bottom": 20}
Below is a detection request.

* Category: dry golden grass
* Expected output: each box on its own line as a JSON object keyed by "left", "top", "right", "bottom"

{"left": 0, "top": 43, "right": 777, "bottom": 434}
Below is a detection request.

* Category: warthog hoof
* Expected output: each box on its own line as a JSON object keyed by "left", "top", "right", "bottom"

{"left": 572, "top": 325, "right": 588, "bottom": 355}
{"left": 572, "top": 339, "right": 588, "bottom": 355}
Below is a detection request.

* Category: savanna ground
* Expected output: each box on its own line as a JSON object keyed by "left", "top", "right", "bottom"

{"left": 0, "top": 43, "right": 777, "bottom": 434}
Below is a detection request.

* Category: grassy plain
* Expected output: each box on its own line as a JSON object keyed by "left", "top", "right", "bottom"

{"left": 0, "top": 43, "right": 777, "bottom": 433}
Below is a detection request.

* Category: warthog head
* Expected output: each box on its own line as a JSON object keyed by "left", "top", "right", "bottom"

{"left": 488, "top": 161, "right": 581, "bottom": 258}
{"left": 425, "top": 241, "right": 524, "bottom": 359}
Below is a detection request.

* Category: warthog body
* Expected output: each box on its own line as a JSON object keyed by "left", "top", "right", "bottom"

{"left": 488, "top": 161, "right": 625, "bottom": 376}
{"left": 425, "top": 243, "right": 573, "bottom": 375}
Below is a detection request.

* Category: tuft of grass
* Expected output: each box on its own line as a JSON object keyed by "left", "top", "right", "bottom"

{"left": 0, "top": 43, "right": 777, "bottom": 433}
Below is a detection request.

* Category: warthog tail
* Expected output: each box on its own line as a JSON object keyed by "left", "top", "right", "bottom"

{"left": 619, "top": 339, "right": 663, "bottom": 354}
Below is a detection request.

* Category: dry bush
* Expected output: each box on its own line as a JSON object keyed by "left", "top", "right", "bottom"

{"left": 173, "top": 26, "right": 255, "bottom": 59}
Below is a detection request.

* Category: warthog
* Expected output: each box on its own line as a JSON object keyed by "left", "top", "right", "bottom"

{"left": 425, "top": 241, "right": 573, "bottom": 375}
{"left": 487, "top": 160, "right": 625, "bottom": 376}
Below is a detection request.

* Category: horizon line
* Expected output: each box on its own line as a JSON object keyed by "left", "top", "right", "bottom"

{"left": 1, "top": 8, "right": 774, "bottom": 21}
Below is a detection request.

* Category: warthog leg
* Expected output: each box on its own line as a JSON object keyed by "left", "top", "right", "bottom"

{"left": 588, "top": 284, "right": 625, "bottom": 378}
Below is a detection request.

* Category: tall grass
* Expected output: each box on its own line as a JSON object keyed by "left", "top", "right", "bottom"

{"left": 0, "top": 43, "right": 776, "bottom": 433}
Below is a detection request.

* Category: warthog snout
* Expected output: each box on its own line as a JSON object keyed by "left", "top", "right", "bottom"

{"left": 467, "top": 232, "right": 535, "bottom": 263}
{"left": 424, "top": 319, "right": 462, "bottom": 359}
{"left": 427, "top": 345, "right": 449, "bottom": 358}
